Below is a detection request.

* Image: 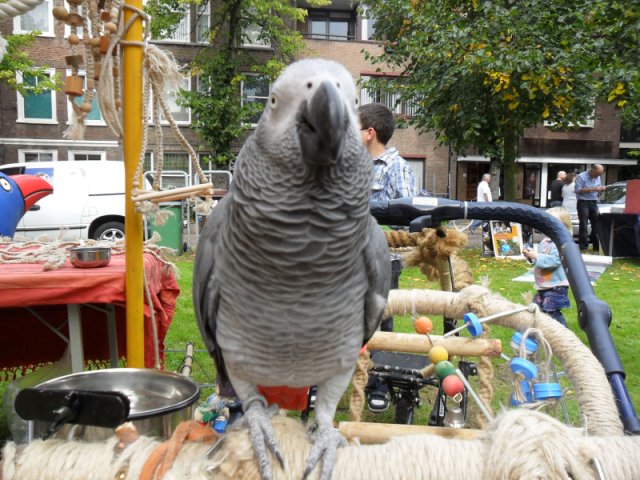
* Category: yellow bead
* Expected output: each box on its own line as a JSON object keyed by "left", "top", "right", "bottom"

{"left": 428, "top": 345, "right": 449, "bottom": 364}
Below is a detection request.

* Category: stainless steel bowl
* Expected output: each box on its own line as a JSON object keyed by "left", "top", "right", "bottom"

{"left": 69, "top": 246, "right": 111, "bottom": 268}
{"left": 32, "top": 369, "right": 200, "bottom": 440}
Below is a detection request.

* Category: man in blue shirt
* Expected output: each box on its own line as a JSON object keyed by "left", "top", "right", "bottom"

{"left": 359, "top": 103, "right": 417, "bottom": 202}
{"left": 359, "top": 103, "right": 416, "bottom": 413}
{"left": 575, "top": 164, "right": 606, "bottom": 251}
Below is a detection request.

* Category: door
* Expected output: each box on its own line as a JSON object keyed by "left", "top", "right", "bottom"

{"left": 21, "top": 165, "right": 89, "bottom": 240}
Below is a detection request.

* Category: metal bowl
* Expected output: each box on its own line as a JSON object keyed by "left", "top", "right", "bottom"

{"left": 69, "top": 246, "right": 111, "bottom": 268}
{"left": 32, "top": 369, "right": 200, "bottom": 440}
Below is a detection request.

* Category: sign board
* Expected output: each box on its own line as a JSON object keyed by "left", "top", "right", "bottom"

{"left": 490, "top": 221, "right": 525, "bottom": 259}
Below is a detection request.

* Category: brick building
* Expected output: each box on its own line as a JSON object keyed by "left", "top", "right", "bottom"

{"left": 1, "top": 0, "right": 637, "bottom": 201}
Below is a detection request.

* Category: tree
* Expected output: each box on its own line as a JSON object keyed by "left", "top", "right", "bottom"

{"left": 0, "top": 33, "right": 60, "bottom": 95}
{"left": 361, "top": 0, "right": 638, "bottom": 200}
{"left": 145, "top": 0, "right": 328, "bottom": 169}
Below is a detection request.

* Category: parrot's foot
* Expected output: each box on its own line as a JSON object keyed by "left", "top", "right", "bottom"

{"left": 303, "top": 424, "right": 347, "bottom": 480}
{"left": 242, "top": 397, "right": 284, "bottom": 480}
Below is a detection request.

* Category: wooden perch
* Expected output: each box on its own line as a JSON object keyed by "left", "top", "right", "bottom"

{"left": 367, "top": 331, "right": 502, "bottom": 357}
{"left": 131, "top": 183, "right": 214, "bottom": 203}
{"left": 339, "top": 421, "right": 482, "bottom": 444}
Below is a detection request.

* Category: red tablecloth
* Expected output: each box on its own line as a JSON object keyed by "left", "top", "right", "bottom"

{"left": 0, "top": 253, "right": 180, "bottom": 376}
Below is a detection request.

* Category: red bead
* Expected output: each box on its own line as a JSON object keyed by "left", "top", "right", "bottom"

{"left": 442, "top": 375, "right": 465, "bottom": 397}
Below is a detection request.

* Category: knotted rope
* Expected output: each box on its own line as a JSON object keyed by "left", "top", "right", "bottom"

{"left": 0, "top": 0, "right": 44, "bottom": 20}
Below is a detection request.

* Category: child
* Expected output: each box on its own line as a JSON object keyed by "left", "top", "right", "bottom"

{"left": 522, "top": 207, "right": 572, "bottom": 327}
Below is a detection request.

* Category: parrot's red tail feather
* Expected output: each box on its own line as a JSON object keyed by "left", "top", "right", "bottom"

{"left": 258, "top": 385, "right": 310, "bottom": 411}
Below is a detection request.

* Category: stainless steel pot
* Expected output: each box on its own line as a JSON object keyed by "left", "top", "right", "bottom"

{"left": 30, "top": 368, "right": 200, "bottom": 441}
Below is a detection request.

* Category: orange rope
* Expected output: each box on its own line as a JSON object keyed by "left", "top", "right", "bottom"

{"left": 139, "top": 420, "right": 219, "bottom": 480}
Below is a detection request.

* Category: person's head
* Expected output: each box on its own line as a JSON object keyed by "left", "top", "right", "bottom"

{"left": 482, "top": 173, "right": 491, "bottom": 183}
{"left": 546, "top": 207, "right": 572, "bottom": 232}
{"left": 557, "top": 171, "right": 566, "bottom": 180}
{"left": 589, "top": 164, "right": 604, "bottom": 178}
{"left": 563, "top": 172, "right": 575, "bottom": 184}
{"left": 358, "top": 103, "right": 395, "bottom": 147}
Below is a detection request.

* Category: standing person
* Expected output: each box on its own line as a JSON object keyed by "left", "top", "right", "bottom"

{"left": 575, "top": 164, "right": 605, "bottom": 252}
{"left": 561, "top": 172, "right": 577, "bottom": 211}
{"left": 550, "top": 171, "right": 566, "bottom": 207}
{"left": 359, "top": 103, "right": 417, "bottom": 202}
{"left": 470, "top": 173, "right": 492, "bottom": 233}
{"left": 522, "top": 207, "right": 572, "bottom": 327}
{"left": 359, "top": 102, "right": 416, "bottom": 412}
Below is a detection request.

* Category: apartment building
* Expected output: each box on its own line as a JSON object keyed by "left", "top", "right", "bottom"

{"left": 1, "top": 0, "right": 636, "bottom": 200}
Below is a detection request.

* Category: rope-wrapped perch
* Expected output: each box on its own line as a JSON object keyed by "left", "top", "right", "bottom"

{"left": 3, "top": 410, "right": 639, "bottom": 479}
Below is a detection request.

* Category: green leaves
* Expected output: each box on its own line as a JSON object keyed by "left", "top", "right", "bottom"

{"left": 0, "top": 33, "right": 60, "bottom": 95}
{"left": 362, "top": 0, "right": 638, "bottom": 199}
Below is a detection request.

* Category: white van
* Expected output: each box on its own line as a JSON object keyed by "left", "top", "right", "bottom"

{"left": 0, "top": 161, "right": 131, "bottom": 241}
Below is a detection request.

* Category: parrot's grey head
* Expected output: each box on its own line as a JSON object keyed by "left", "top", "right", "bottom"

{"left": 254, "top": 58, "right": 362, "bottom": 170}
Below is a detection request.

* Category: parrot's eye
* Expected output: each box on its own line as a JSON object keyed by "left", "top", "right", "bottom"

{"left": 355, "top": 98, "right": 359, "bottom": 106}
{"left": 336, "top": 82, "right": 340, "bottom": 88}
{"left": 270, "top": 95, "right": 277, "bottom": 106}
{"left": 306, "top": 82, "right": 313, "bottom": 89}
{"left": 0, "top": 178, "right": 10, "bottom": 192}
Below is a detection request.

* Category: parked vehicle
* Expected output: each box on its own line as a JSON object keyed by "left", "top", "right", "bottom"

{"left": 598, "top": 181, "right": 627, "bottom": 214}
{"left": 0, "top": 161, "right": 135, "bottom": 241}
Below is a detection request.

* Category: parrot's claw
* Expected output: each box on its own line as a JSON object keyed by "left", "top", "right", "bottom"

{"left": 244, "top": 401, "right": 285, "bottom": 479}
{"left": 302, "top": 424, "right": 347, "bottom": 480}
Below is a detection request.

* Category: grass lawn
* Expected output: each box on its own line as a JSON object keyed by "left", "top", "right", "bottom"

{"left": 2, "top": 246, "right": 639, "bottom": 443}
{"left": 162, "top": 247, "right": 640, "bottom": 428}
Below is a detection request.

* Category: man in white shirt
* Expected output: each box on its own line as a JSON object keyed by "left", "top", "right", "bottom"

{"left": 470, "top": 173, "right": 492, "bottom": 233}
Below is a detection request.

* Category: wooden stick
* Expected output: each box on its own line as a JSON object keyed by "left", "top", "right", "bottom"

{"left": 131, "top": 183, "right": 214, "bottom": 202}
{"left": 367, "top": 331, "right": 502, "bottom": 357}
{"left": 339, "top": 421, "right": 482, "bottom": 444}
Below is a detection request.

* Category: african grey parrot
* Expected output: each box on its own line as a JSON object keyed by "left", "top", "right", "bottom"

{"left": 193, "top": 58, "right": 391, "bottom": 479}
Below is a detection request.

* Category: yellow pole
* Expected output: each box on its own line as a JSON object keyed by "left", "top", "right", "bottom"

{"left": 123, "top": 0, "right": 145, "bottom": 368}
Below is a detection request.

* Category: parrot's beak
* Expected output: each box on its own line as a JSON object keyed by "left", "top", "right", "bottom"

{"left": 298, "top": 80, "right": 346, "bottom": 167}
{"left": 12, "top": 174, "right": 53, "bottom": 212}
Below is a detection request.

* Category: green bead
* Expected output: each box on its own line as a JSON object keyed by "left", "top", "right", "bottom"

{"left": 435, "top": 360, "right": 456, "bottom": 380}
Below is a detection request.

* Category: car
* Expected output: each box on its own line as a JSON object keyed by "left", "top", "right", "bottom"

{"left": 598, "top": 181, "right": 627, "bottom": 214}
{"left": 0, "top": 161, "right": 137, "bottom": 241}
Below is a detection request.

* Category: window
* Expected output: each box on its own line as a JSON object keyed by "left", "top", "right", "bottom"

{"left": 156, "top": 6, "right": 190, "bottom": 42}
{"left": 360, "top": 75, "right": 418, "bottom": 117}
{"left": 242, "top": 23, "right": 271, "bottom": 48}
{"left": 19, "top": 150, "right": 58, "bottom": 162}
{"left": 69, "top": 151, "right": 105, "bottom": 161}
{"left": 16, "top": 69, "right": 57, "bottom": 124}
{"left": 360, "top": 5, "right": 377, "bottom": 41}
{"left": 241, "top": 74, "right": 270, "bottom": 125}
{"left": 308, "top": 11, "right": 355, "bottom": 41}
{"left": 66, "top": 70, "right": 104, "bottom": 125}
{"left": 13, "top": 0, "right": 54, "bottom": 36}
{"left": 162, "top": 77, "right": 191, "bottom": 125}
{"left": 196, "top": 3, "right": 210, "bottom": 43}
{"left": 621, "top": 123, "right": 640, "bottom": 143}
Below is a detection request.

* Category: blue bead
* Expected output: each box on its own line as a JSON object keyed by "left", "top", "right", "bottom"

{"left": 510, "top": 331, "right": 538, "bottom": 355}
{"left": 510, "top": 357, "right": 537, "bottom": 379}
{"left": 534, "top": 382, "right": 563, "bottom": 400}
{"left": 463, "top": 312, "right": 483, "bottom": 337}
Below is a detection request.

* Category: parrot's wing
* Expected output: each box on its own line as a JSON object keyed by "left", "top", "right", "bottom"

{"left": 362, "top": 217, "right": 392, "bottom": 344}
{"left": 193, "top": 196, "right": 231, "bottom": 390}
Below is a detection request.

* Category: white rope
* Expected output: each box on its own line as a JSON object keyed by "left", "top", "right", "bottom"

{"left": 3, "top": 411, "right": 640, "bottom": 479}
{"left": 0, "top": 0, "right": 44, "bottom": 20}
